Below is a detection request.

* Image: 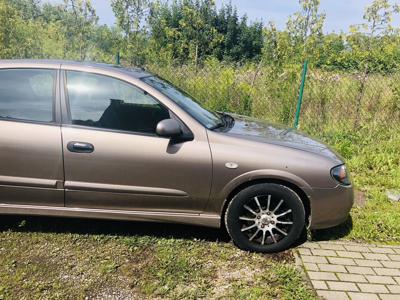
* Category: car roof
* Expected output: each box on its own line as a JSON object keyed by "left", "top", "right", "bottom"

{"left": 0, "top": 59, "right": 153, "bottom": 79}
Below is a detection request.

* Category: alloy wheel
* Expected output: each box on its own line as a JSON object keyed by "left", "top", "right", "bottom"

{"left": 239, "top": 195, "right": 294, "bottom": 245}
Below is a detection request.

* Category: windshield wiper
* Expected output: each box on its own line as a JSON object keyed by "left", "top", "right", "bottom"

{"left": 210, "top": 112, "right": 235, "bottom": 130}
{"left": 219, "top": 112, "right": 235, "bottom": 127}
{"left": 210, "top": 120, "right": 226, "bottom": 130}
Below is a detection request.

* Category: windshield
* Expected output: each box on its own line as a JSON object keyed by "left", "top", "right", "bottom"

{"left": 141, "top": 76, "right": 221, "bottom": 129}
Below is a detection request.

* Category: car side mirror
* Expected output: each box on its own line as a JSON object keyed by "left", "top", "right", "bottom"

{"left": 156, "top": 119, "right": 183, "bottom": 138}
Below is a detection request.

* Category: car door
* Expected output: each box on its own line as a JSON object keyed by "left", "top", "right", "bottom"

{"left": 0, "top": 67, "right": 64, "bottom": 207}
{"left": 61, "top": 69, "right": 212, "bottom": 213}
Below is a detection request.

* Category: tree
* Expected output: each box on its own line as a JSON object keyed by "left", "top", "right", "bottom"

{"left": 263, "top": 22, "right": 293, "bottom": 66}
{"left": 213, "top": 3, "right": 263, "bottom": 62}
{"left": 179, "top": 0, "right": 221, "bottom": 67}
{"left": 5, "top": 0, "right": 41, "bottom": 19}
{"left": 149, "top": 0, "right": 223, "bottom": 66}
{"left": 347, "top": 0, "right": 400, "bottom": 73}
{"left": 0, "top": 0, "right": 46, "bottom": 59}
{"left": 345, "top": 0, "right": 400, "bottom": 128}
{"left": 361, "top": 0, "right": 399, "bottom": 36}
{"left": 149, "top": 0, "right": 262, "bottom": 65}
{"left": 62, "top": 0, "right": 98, "bottom": 60}
{"left": 286, "top": 0, "right": 326, "bottom": 61}
{"left": 91, "top": 24, "right": 124, "bottom": 64}
{"left": 0, "top": 0, "right": 21, "bottom": 58}
{"left": 1, "top": 0, "right": 399, "bottom": 74}
{"left": 111, "top": 0, "right": 150, "bottom": 66}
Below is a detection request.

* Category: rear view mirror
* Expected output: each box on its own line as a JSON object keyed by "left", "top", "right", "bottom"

{"left": 156, "top": 119, "right": 182, "bottom": 138}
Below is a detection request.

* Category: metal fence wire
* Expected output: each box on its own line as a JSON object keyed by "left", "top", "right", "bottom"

{"left": 148, "top": 62, "right": 400, "bottom": 141}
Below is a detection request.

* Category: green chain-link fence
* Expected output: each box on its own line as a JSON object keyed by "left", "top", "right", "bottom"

{"left": 147, "top": 61, "right": 400, "bottom": 191}
{"left": 148, "top": 61, "right": 400, "bottom": 136}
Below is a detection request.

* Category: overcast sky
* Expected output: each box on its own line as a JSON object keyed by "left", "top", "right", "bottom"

{"left": 46, "top": 0, "right": 400, "bottom": 33}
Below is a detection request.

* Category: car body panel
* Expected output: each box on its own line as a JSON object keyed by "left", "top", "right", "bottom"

{"left": 0, "top": 121, "right": 64, "bottom": 206}
{"left": 203, "top": 129, "right": 352, "bottom": 227}
{"left": 224, "top": 115, "right": 343, "bottom": 163}
{"left": 0, "top": 203, "right": 220, "bottom": 227}
{"left": 308, "top": 185, "right": 354, "bottom": 229}
{"left": 0, "top": 60, "right": 354, "bottom": 231}
{"left": 61, "top": 126, "right": 212, "bottom": 212}
{"left": 206, "top": 129, "right": 340, "bottom": 197}
{"left": 58, "top": 64, "right": 213, "bottom": 213}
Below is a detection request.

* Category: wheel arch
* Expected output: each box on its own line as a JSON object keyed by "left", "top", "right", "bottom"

{"left": 220, "top": 178, "right": 311, "bottom": 229}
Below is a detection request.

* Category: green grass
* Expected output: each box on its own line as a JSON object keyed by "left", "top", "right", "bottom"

{"left": 311, "top": 128, "right": 400, "bottom": 244}
{"left": 0, "top": 217, "right": 316, "bottom": 299}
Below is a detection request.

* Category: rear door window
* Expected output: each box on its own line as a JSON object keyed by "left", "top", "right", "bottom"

{"left": 0, "top": 69, "right": 55, "bottom": 122}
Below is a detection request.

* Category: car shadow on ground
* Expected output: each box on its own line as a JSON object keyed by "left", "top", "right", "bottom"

{"left": 0, "top": 215, "right": 353, "bottom": 248}
{"left": 310, "top": 216, "right": 354, "bottom": 242}
{"left": 0, "top": 215, "right": 231, "bottom": 243}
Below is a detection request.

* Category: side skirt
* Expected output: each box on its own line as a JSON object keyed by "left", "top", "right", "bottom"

{"left": 0, "top": 203, "right": 221, "bottom": 228}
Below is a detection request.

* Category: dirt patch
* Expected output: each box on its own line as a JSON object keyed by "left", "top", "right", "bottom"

{"left": 354, "top": 190, "right": 367, "bottom": 207}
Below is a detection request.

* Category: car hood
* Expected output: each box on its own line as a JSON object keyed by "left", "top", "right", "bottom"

{"left": 222, "top": 115, "right": 343, "bottom": 163}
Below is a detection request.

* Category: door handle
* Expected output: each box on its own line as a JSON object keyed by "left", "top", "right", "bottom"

{"left": 67, "top": 141, "right": 94, "bottom": 153}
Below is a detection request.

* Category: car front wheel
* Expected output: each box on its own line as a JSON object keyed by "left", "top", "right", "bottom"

{"left": 225, "top": 183, "right": 306, "bottom": 253}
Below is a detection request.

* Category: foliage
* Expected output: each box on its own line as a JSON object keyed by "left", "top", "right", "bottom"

{"left": 0, "top": 0, "right": 118, "bottom": 62}
{"left": 148, "top": 0, "right": 221, "bottom": 66}
{"left": 6, "top": 0, "right": 41, "bottom": 19}
{"left": 346, "top": 0, "right": 400, "bottom": 73}
{"left": 286, "top": 0, "right": 326, "bottom": 60}
{"left": 148, "top": 0, "right": 263, "bottom": 66}
{"left": 262, "top": 0, "right": 400, "bottom": 73}
{"left": 0, "top": 0, "right": 23, "bottom": 58}
{"left": 1, "top": 0, "right": 399, "bottom": 73}
{"left": 212, "top": 3, "right": 263, "bottom": 62}
{"left": 61, "top": 0, "right": 98, "bottom": 60}
{"left": 111, "top": 0, "right": 150, "bottom": 66}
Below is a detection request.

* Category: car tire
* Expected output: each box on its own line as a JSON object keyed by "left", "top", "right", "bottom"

{"left": 225, "top": 183, "right": 306, "bottom": 253}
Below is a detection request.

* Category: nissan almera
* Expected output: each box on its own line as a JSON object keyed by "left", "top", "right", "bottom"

{"left": 0, "top": 60, "right": 353, "bottom": 252}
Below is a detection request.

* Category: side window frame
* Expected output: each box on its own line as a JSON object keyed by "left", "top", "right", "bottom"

{"left": 60, "top": 69, "right": 191, "bottom": 138}
{"left": 0, "top": 67, "right": 61, "bottom": 125}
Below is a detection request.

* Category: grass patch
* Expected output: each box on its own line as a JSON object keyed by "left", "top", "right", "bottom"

{"left": 0, "top": 217, "right": 316, "bottom": 299}
{"left": 226, "top": 264, "right": 315, "bottom": 300}
{"left": 311, "top": 128, "right": 400, "bottom": 244}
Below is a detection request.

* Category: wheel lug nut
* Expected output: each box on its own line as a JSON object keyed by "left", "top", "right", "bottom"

{"left": 257, "top": 216, "right": 260, "bottom": 219}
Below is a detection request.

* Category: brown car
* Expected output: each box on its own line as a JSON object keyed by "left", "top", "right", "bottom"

{"left": 0, "top": 60, "right": 353, "bottom": 253}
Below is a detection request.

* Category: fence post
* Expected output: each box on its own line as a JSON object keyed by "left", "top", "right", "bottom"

{"left": 115, "top": 51, "right": 120, "bottom": 65}
{"left": 294, "top": 60, "right": 308, "bottom": 129}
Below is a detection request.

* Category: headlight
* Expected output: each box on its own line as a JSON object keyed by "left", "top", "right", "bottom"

{"left": 331, "top": 164, "right": 351, "bottom": 186}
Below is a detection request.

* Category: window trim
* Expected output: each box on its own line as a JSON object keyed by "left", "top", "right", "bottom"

{"left": 61, "top": 70, "right": 193, "bottom": 139}
{"left": 0, "top": 67, "right": 60, "bottom": 126}
{"left": 141, "top": 75, "right": 221, "bottom": 130}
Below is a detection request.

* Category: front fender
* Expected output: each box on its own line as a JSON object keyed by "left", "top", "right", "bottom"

{"left": 205, "top": 169, "right": 313, "bottom": 215}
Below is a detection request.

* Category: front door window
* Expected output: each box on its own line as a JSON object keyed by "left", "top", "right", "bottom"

{"left": 66, "top": 71, "right": 170, "bottom": 134}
